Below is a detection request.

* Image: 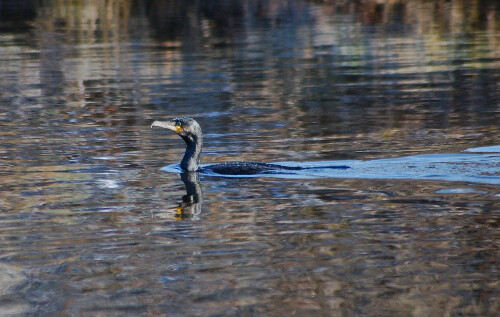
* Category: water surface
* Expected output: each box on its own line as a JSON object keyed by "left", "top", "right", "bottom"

{"left": 162, "top": 148, "right": 500, "bottom": 184}
{"left": 0, "top": 1, "right": 499, "bottom": 316}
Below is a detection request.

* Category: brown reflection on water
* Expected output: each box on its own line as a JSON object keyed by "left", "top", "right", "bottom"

{"left": 4, "top": 0, "right": 497, "bottom": 159}
{"left": 197, "top": 178, "right": 499, "bottom": 316}
{"left": 23, "top": 1, "right": 500, "bottom": 38}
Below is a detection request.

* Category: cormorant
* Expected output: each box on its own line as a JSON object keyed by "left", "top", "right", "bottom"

{"left": 151, "top": 117, "right": 349, "bottom": 175}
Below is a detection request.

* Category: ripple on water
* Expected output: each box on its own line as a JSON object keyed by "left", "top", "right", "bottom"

{"left": 160, "top": 149, "right": 500, "bottom": 185}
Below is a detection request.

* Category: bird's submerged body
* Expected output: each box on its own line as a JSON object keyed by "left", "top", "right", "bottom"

{"left": 201, "top": 161, "right": 301, "bottom": 175}
{"left": 152, "top": 117, "right": 349, "bottom": 175}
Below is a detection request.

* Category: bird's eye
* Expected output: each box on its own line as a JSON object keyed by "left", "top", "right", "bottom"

{"left": 174, "top": 121, "right": 181, "bottom": 127}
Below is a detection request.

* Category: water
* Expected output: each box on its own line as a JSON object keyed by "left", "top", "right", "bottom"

{"left": 0, "top": 1, "right": 499, "bottom": 316}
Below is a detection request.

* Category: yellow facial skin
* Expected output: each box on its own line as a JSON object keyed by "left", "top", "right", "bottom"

{"left": 172, "top": 121, "right": 183, "bottom": 133}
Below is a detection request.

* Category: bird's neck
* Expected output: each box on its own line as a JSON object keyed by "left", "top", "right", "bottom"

{"left": 180, "top": 134, "right": 202, "bottom": 172}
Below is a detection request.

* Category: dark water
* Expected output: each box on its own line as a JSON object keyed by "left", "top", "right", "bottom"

{"left": 0, "top": 0, "right": 499, "bottom": 316}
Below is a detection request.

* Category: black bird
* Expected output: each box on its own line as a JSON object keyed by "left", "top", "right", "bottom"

{"left": 151, "top": 117, "right": 349, "bottom": 175}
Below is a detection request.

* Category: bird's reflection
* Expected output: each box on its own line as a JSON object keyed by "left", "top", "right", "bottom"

{"left": 178, "top": 172, "right": 203, "bottom": 219}
{"left": 152, "top": 172, "right": 203, "bottom": 220}
{"left": 171, "top": 172, "right": 203, "bottom": 220}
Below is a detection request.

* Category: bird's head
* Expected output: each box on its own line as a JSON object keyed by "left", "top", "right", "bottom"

{"left": 151, "top": 117, "right": 202, "bottom": 142}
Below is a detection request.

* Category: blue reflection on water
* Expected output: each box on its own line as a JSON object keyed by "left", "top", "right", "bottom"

{"left": 161, "top": 146, "right": 500, "bottom": 184}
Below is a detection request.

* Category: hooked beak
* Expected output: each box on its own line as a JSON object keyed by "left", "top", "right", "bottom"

{"left": 151, "top": 121, "right": 182, "bottom": 133}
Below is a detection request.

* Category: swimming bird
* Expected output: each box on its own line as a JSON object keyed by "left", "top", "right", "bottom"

{"left": 151, "top": 117, "right": 349, "bottom": 175}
